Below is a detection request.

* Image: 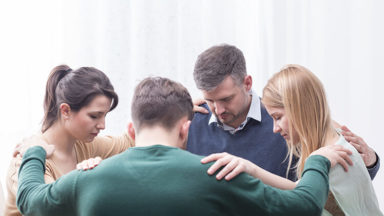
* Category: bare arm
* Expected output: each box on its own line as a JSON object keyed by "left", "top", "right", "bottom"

{"left": 202, "top": 145, "right": 352, "bottom": 190}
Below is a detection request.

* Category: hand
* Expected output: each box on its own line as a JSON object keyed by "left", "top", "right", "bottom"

{"left": 340, "top": 125, "right": 377, "bottom": 167}
{"left": 193, "top": 98, "right": 209, "bottom": 114}
{"left": 310, "top": 145, "right": 353, "bottom": 171}
{"left": 201, "top": 152, "right": 255, "bottom": 181}
{"left": 13, "top": 135, "right": 55, "bottom": 158}
{"left": 76, "top": 157, "right": 102, "bottom": 170}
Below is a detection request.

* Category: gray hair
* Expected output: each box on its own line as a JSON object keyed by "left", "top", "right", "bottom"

{"left": 193, "top": 44, "right": 247, "bottom": 91}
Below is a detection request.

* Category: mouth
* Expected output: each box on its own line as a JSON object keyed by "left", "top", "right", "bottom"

{"left": 219, "top": 113, "right": 230, "bottom": 120}
{"left": 281, "top": 133, "right": 289, "bottom": 140}
{"left": 90, "top": 132, "right": 99, "bottom": 137}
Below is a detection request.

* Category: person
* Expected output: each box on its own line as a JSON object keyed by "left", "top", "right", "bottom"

{"left": 5, "top": 65, "right": 134, "bottom": 216}
{"left": 203, "top": 65, "right": 383, "bottom": 215}
{"left": 16, "top": 76, "right": 353, "bottom": 216}
{"left": 187, "top": 44, "right": 380, "bottom": 180}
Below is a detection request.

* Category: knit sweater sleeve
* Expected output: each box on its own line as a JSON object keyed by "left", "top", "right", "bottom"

{"left": 16, "top": 146, "right": 77, "bottom": 216}
{"left": 227, "top": 155, "right": 330, "bottom": 216}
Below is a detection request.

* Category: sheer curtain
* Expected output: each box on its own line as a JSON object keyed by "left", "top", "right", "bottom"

{"left": 0, "top": 0, "right": 383, "bottom": 209}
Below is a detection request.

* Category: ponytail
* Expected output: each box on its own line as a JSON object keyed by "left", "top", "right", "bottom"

{"left": 42, "top": 65, "right": 72, "bottom": 132}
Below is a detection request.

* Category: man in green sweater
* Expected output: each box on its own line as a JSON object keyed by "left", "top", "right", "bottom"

{"left": 17, "top": 77, "right": 352, "bottom": 216}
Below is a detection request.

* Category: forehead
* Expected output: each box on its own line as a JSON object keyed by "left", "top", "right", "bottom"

{"left": 265, "top": 105, "right": 285, "bottom": 116}
{"left": 202, "top": 76, "right": 241, "bottom": 100}
{"left": 82, "top": 95, "right": 112, "bottom": 111}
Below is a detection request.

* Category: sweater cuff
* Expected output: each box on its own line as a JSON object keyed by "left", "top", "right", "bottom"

{"left": 367, "top": 153, "right": 380, "bottom": 180}
{"left": 302, "top": 155, "right": 330, "bottom": 178}
{"left": 19, "top": 146, "right": 47, "bottom": 175}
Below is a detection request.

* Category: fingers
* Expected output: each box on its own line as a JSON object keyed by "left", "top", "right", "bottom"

{"left": 76, "top": 157, "right": 103, "bottom": 171}
{"left": 201, "top": 153, "right": 227, "bottom": 164}
{"left": 333, "top": 146, "right": 353, "bottom": 171}
{"left": 206, "top": 156, "right": 231, "bottom": 176}
{"left": 349, "top": 142, "right": 361, "bottom": 153}
{"left": 13, "top": 143, "right": 22, "bottom": 157}
{"left": 340, "top": 125, "right": 351, "bottom": 132}
{"left": 216, "top": 159, "right": 238, "bottom": 180}
{"left": 224, "top": 166, "right": 244, "bottom": 181}
{"left": 193, "top": 106, "right": 209, "bottom": 114}
{"left": 193, "top": 98, "right": 206, "bottom": 106}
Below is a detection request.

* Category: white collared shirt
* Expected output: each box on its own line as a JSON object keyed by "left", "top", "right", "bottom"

{"left": 208, "top": 90, "right": 262, "bottom": 134}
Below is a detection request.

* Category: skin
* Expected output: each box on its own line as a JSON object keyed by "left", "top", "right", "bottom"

{"left": 202, "top": 75, "right": 252, "bottom": 128}
{"left": 201, "top": 105, "right": 353, "bottom": 188}
{"left": 18, "top": 95, "right": 112, "bottom": 174}
{"left": 62, "top": 95, "right": 112, "bottom": 143}
{"left": 266, "top": 106, "right": 300, "bottom": 144}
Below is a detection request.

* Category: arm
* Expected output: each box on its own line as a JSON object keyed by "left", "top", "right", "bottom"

{"left": 337, "top": 124, "right": 380, "bottom": 179}
{"left": 202, "top": 145, "right": 352, "bottom": 190}
{"left": 17, "top": 146, "right": 76, "bottom": 216}
{"left": 227, "top": 155, "right": 331, "bottom": 215}
{"left": 201, "top": 153, "right": 296, "bottom": 190}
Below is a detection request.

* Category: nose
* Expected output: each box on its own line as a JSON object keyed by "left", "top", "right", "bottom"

{"left": 97, "top": 118, "right": 105, "bottom": 130}
{"left": 214, "top": 102, "right": 225, "bottom": 115}
{"left": 272, "top": 122, "right": 281, "bottom": 134}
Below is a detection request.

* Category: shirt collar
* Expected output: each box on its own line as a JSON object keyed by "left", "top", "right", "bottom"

{"left": 208, "top": 89, "right": 261, "bottom": 133}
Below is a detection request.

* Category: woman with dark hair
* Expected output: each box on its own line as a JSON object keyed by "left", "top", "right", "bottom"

{"left": 5, "top": 65, "right": 134, "bottom": 216}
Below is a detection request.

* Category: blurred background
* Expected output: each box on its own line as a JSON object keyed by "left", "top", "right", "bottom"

{"left": 0, "top": 0, "right": 383, "bottom": 211}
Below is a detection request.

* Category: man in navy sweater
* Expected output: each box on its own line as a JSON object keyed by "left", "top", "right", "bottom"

{"left": 187, "top": 44, "right": 380, "bottom": 180}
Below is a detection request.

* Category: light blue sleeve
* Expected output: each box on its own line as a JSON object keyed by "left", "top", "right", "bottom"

{"left": 326, "top": 137, "right": 383, "bottom": 216}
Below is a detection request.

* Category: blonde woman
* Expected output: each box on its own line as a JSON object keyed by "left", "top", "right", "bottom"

{"left": 203, "top": 64, "right": 382, "bottom": 216}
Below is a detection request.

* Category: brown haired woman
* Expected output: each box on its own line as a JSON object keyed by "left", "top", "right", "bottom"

{"left": 5, "top": 65, "right": 134, "bottom": 216}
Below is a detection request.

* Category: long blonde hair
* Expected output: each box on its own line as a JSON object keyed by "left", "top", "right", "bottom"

{"left": 262, "top": 64, "right": 333, "bottom": 178}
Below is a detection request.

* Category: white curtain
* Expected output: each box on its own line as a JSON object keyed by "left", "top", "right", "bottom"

{"left": 0, "top": 0, "right": 383, "bottom": 209}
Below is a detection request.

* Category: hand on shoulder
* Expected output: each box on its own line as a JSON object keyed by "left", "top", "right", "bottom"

{"left": 13, "top": 134, "right": 55, "bottom": 158}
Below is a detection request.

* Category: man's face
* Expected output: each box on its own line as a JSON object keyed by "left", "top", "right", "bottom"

{"left": 202, "top": 76, "right": 252, "bottom": 128}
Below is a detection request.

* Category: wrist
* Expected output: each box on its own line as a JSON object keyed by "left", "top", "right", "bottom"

{"left": 366, "top": 152, "right": 378, "bottom": 169}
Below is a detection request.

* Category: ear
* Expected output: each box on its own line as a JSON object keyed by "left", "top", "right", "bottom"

{"left": 243, "top": 75, "right": 252, "bottom": 92}
{"left": 179, "top": 120, "right": 191, "bottom": 142}
{"left": 59, "top": 103, "right": 71, "bottom": 120}
{"left": 127, "top": 122, "right": 136, "bottom": 141}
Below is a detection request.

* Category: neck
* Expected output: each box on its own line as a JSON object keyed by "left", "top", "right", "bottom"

{"left": 135, "top": 126, "right": 184, "bottom": 149}
{"left": 43, "top": 122, "right": 76, "bottom": 155}
{"left": 324, "top": 126, "right": 339, "bottom": 146}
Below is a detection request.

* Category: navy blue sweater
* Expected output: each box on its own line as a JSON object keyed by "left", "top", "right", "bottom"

{"left": 187, "top": 104, "right": 298, "bottom": 180}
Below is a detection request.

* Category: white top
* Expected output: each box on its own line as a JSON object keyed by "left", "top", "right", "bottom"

{"left": 208, "top": 90, "right": 261, "bottom": 134}
{"left": 322, "top": 135, "right": 383, "bottom": 216}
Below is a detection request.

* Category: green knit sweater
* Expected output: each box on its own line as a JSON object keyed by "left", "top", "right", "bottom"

{"left": 17, "top": 145, "right": 330, "bottom": 216}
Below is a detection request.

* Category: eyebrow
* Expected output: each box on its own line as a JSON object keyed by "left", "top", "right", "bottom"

{"left": 205, "top": 94, "right": 234, "bottom": 102}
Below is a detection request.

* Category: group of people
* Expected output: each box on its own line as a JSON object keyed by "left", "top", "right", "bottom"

{"left": 4, "top": 44, "right": 382, "bottom": 215}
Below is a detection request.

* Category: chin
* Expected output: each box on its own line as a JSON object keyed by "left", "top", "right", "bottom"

{"left": 82, "top": 137, "right": 96, "bottom": 143}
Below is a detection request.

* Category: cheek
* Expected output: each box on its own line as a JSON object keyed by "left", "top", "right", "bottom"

{"left": 281, "top": 119, "right": 290, "bottom": 133}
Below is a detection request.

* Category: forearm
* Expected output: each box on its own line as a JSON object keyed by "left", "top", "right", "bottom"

{"left": 17, "top": 146, "right": 47, "bottom": 214}
{"left": 263, "top": 155, "right": 330, "bottom": 215}
{"left": 17, "top": 146, "right": 73, "bottom": 215}
{"left": 248, "top": 164, "right": 296, "bottom": 190}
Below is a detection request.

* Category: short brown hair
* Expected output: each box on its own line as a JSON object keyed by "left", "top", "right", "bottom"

{"left": 193, "top": 44, "right": 246, "bottom": 90}
{"left": 131, "top": 77, "right": 193, "bottom": 132}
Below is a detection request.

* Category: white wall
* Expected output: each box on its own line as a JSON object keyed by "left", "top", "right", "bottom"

{"left": 0, "top": 0, "right": 383, "bottom": 211}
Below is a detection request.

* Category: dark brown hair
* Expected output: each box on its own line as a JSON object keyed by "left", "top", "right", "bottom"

{"left": 131, "top": 77, "right": 193, "bottom": 132}
{"left": 193, "top": 44, "right": 247, "bottom": 91}
{"left": 42, "top": 65, "right": 118, "bottom": 132}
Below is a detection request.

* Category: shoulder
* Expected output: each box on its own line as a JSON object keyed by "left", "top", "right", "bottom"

{"left": 191, "top": 104, "right": 212, "bottom": 123}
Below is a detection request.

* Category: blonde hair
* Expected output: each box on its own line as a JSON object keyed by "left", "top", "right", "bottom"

{"left": 262, "top": 64, "right": 332, "bottom": 178}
